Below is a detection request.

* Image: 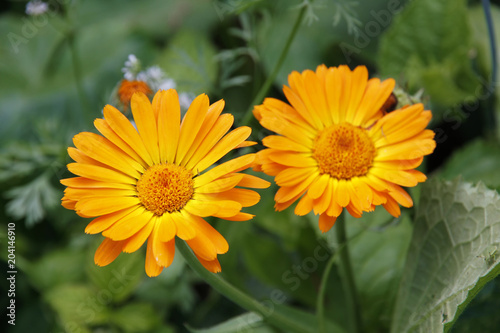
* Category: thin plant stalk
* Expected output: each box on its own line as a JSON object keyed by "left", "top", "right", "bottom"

{"left": 241, "top": 5, "right": 307, "bottom": 126}
{"left": 336, "top": 213, "right": 364, "bottom": 333}
{"left": 176, "top": 238, "right": 315, "bottom": 333}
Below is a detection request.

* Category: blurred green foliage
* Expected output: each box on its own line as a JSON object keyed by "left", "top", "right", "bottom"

{"left": 1, "top": 0, "right": 500, "bottom": 332}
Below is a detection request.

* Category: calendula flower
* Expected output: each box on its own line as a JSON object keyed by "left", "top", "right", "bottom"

{"left": 117, "top": 79, "right": 153, "bottom": 111}
{"left": 61, "top": 89, "right": 269, "bottom": 276}
{"left": 253, "top": 65, "right": 436, "bottom": 232}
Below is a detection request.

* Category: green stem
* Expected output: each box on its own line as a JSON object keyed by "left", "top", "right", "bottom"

{"left": 336, "top": 213, "right": 363, "bottom": 333}
{"left": 68, "top": 31, "right": 90, "bottom": 112}
{"left": 241, "top": 5, "right": 307, "bottom": 126}
{"left": 316, "top": 243, "right": 342, "bottom": 333}
{"left": 176, "top": 238, "right": 314, "bottom": 333}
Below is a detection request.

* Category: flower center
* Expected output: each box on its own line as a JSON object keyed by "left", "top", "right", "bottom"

{"left": 136, "top": 164, "right": 194, "bottom": 215}
{"left": 312, "top": 122, "right": 376, "bottom": 179}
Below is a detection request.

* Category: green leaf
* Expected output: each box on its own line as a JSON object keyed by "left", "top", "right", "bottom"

{"left": 27, "top": 248, "right": 86, "bottom": 291}
{"left": 186, "top": 312, "right": 272, "bottom": 333}
{"left": 390, "top": 178, "right": 500, "bottom": 333}
{"left": 44, "top": 284, "right": 109, "bottom": 330}
{"left": 439, "top": 139, "right": 500, "bottom": 191}
{"left": 110, "top": 303, "right": 161, "bottom": 332}
{"left": 5, "top": 174, "right": 60, "bottom": 227}
{"left": 156, "top": 29, "right": 218, "bottom": 95}
{"left": 186, "top": 304, "right": 346, "bottom": 333}
{"left": 272, "top": 303, "right": 346, "bottom": 333}
{"left": 85, "top": 238, "right": 144, "bottom": 303}
{"left": 378, "top": 0, "right": 481, "bottom": 108}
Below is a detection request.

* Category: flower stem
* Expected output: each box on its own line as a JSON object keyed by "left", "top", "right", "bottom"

{"left": 481, "top": 0, "right": 497, "bottom": 137}
{"left": 336, "top": 213, "right": 363, "bottom": 333}
{"left": 176, "top": 238, "right": 314, "bottom": 333}
{"left": 316, "top": 242, "right": 342, "bottom": 333}
{"left": 241, "top": 5, "right": 307, "bottom": 126}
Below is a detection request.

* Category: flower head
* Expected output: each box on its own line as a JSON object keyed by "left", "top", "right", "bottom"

{"left": 253, "top": 65, "right": 436, "bottom": 232}
{"left": 118, "top": 79, "right": 153, "bottom": 110}
{"left": 62, "top": 89, "right": 269, "bottom": 276}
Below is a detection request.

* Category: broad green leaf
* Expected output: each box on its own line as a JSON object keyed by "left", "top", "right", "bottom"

{"left": 451, "top": 277, "right": 500, "bottom": 332}
{"left": 26, "top": 248, "right": 86, "bottom": 291}
{"left": 85, "top": 238, "right": 144, "bottom": 303}
{"left": 378, "top": 0, "right": 481, "bottom": 108}
{"left": 439, "top": 139, "right": 500, "bottom": 191}
{"left": 110, "top": 303, "right": 161, "bottom": 332}
{"left": 156, "top": 29, "right": 218, "bottom": 95}
{"left": 249, "top": 183, "right": 303, "bottom": 247}
{"left": 186, "top": 312, "right": 272, "bottom": 333}
{"left": 240, "top": 230, "right": 322, "bottom": 307}
{"left": 44, "top": 284, "right": 109, "bottom": 330}
{"left": 272, "top": 303, "right": 345, "bottom": 333}
{"left": 391, "top": 178, "right": 500, "bottom": 333}
{"left": 188, "top": 304, "right": 345, "bottom": 333}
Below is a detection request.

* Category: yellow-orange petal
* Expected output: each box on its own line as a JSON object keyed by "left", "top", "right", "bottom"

{"left": 236, "top": 174, "right": 271, "bottom": 189}
{"left": 201, "top": 189, "right": 259, "bottom": 208}
{"left": 383, "top": 196, "right": 401, "bottom": 217}
{"left": 145, "top": 234, "right": 163, "bottom": 277}
{"left": 73, "top": 132, "right": 143, "bottom": 178}
{"left": 313, "top": 179, "right": 333, "bottom": 214}
{"left": 194, "top": 154, "right": 255, "bottom": 188}
{"left": 195, "top": 254, "right": 221, "bottom": 273}
{"left": 157, "top": 89, "right": 181, "bottom": 164}
{"left": 151, "top": 221, "right": 176, "bottom": 267}
{"left": 275, "top": 173, "right": 317, "bottom": 203}
{"left": 102, "top": 207, "right": 153, "bottom": 240}
{"left": 196, "top": 174, "right": 244, "bottom": 193}
{"left": 131, "top": 92, "right": 160, "bottom": 164}
{"left": 157, "top": 213, "right": 177, "bottom": 242}
{"left": 61, "top": 199, "right": 76, "bottom": 210}
{"left": 67, "top": 163, "right": 136, "bottom": 185}
{"left": 171, "top": 211, "right": 196, "bottom": 240}
{"left": 187, "top": 232, "right": 217, "bottom": 261}
{"left": 176, "top": 94, "right": 209, "bottom": 164}
{"left": 190, "top": 215, "right": 228, "bottom": 254}
{"left": 103, "top": 104, "right": 154, "bottom": 166}
{"left": 61, "top": 177, "right": 134, "bottom": 190}
{"left": 318, "top": 214, "right": 337, "bottom": 233}
{"left": 64, "top": 187, "right": 137, "bottom": 201}
{"left": 94, "top": 238, "right": 125, "bottom": 266}
{"left": 183, "top": 200, "right": 221, "bottom": 217}
{"left": 295, "top": 194, "right": 314, "bottom": 216}
{"left": 122, "top": 219, "right": 155, "bottom": 253}
{"left": 94, "top": 118, "right": 148, "bottom": 167}
{"left": 222, "top": 212, "right": 255, "bottom": 221}
{"left": 307, "top": 174, "right": 330, "bottom": 199}
{"left": 262, "top": 135, "right": 310, "bottom": 152}
{"left": 180, "top": 99, "right": 226, "bottom": 167}
{"left": 194, "top": 126, "right": 252, "bottom": 172}
{"left": 185, "top": 114, "right": 234, "bottom": 171}
{"left": 85, "top": 206, "right": 140, "bottom": 234}
{"left": 75, "top": 196, "right": 140, "bottom": 217}
{"left": 275, "top": 167, "right": 317, "bottom": 187}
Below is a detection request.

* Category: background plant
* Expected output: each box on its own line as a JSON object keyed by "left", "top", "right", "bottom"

{"left": 1, "top": 0, "right": 500, "bottom": 332}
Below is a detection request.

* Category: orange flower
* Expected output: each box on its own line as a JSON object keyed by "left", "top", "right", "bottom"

{"left": 61, "top": 89, "right": 269, "bottom": 276}
{"left": 253, "top": 65, "right": 435, "bottom": 232}
{"left": 118, "top": 79, "right": 152, "bottom": 109}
